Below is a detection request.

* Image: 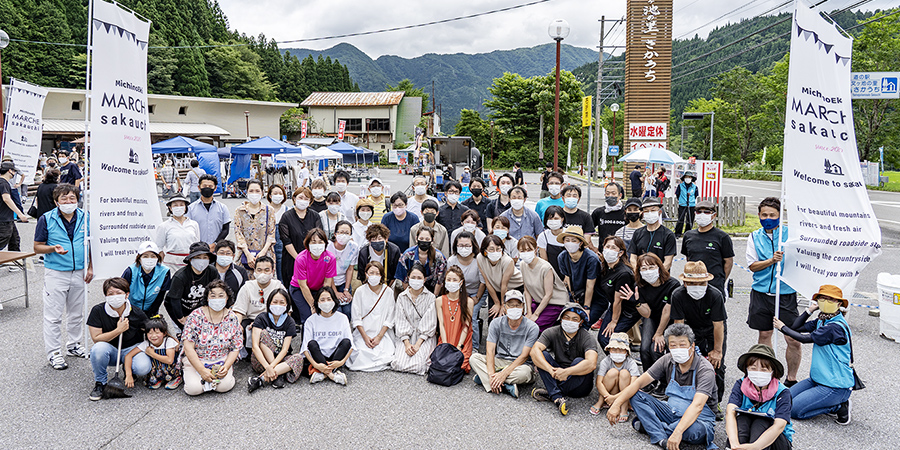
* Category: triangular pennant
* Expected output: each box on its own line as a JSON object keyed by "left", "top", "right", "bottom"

{"left": 823, "top": 43, "right": 833, "bottom": 54}
{"left": 835, "top": 53, "right": 843, "bottom": 64}
{"left": 118, "top": 27, "right": 126, "bottom": 38}
{"left": 840, "top": 57, "right": 849, "bottom": 67}
{"left": 796, "top": 24, "right": 804, "bottom": 37}
{"left": 93, "top": 19, "right": 102, "bottom": 30}
{"left": 129, "top": 32, "right": 136, "bottom": 42}
{"left": 802, "top": 30, "right": 813, "bottom": 41}
{"left": 104, "top": 22, "right": 112, "bottom": 33}
{"left": 812, "top": 32, "right": 819, "bottom": 44}
{"left": 139, "top": 41, "right": 147, "bottom": 50}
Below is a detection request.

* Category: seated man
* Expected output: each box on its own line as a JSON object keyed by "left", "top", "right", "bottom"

{"left": 607, "top": 323, "right": 718, "bottom": 450}
{"left": 470, "top": 290, "right": 539, "bottom": 398}
{"left": 530, "top": 303, "right": 599, "bottom": 416}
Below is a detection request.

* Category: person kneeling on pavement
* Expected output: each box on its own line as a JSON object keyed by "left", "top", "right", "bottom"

{"left": 530, "top": 303, "right": 599, "bottom": 416}
{"left": 607, "top": 323, "right": 718, "bottom": 450}
{"left": 725, "top": 344, "right": 794, "bottom": 450}
{"left": 470, "top": 290, "right": 539, "bottom": 398}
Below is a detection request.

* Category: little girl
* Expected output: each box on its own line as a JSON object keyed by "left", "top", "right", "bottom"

{"left": 591, "top": 332, "right": 641, "bottom": 419}
{"left": 247, "top": 289, "right": 305, "bottom": 392}
{"left": 124, "top": 318, "right": 181, "bottom": 390}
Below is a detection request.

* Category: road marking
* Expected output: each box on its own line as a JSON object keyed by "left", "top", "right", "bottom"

{"left": 871, "top": 201, "right": 900, "bottom": 209}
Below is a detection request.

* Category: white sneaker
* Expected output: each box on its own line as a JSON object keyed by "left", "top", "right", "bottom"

{"left": 310, "top": 372, "right": 325, "bottom": 384}
{"left": 333, "top": 370, "right": 347, "bottom": 386}
{"left": 66, "top": 343, "right": 88, "bottom": 358}
{"left": 49, "top": 351, "right": 68, "bottom": 370}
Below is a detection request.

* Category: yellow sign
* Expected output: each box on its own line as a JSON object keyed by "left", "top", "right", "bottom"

{"left": 582, "top": 96, "right": 592, "bottom": 127}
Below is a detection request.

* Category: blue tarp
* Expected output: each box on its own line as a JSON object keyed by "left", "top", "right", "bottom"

{"left": 196, "top": 151, "right": 222, "bottom": 192}
{"left": 151, "top": 136, "right": 217, "bottom": 154}
{"left": 227, "top": 154, "right": 251, "bottom": 184}
{"left": 231, "top": 136, "right": 301, "bottom": 155}
{"left": 327, "top": 141, "right": 379, "bottom": 164}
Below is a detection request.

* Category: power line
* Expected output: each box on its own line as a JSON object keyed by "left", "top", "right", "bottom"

{"left": 676, "top": 0, "right": 773, "bottom": 39}
{"left": 672, "top": 0, "right": 793, "bottom": 60}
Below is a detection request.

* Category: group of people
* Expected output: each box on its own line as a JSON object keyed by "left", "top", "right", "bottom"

{"left": 31, "top": 163, "right": 859, "bottom": 449}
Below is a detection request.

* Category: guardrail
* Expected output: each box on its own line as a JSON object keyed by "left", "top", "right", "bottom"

{"left": 661, "top": 196, "right": 745, "bottom": 227}
{"left": 724, "top": 169, "right": 782, "bottom": 177}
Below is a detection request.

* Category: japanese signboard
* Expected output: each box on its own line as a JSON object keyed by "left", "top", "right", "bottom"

{"left": 851, "top": 72, "right": 899, "bottom": 99}
{"left": 628, "top": 122, "right": 667, "bottom": 140}
{"left": 630, "top": 141, "right": 667, "bottom": 152}
{"left": 337, "top": 120, "right": 346, "bottom": 140}
{"left": 300, "top": 120, "right": 308, "bottom": 138}
{"left": 582, "top": 96, "right": 592, "bottom": 127}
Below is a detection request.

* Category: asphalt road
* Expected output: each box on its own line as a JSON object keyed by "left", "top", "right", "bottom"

{"left": 0, "top": 171, "right": 898, "bottom": 449}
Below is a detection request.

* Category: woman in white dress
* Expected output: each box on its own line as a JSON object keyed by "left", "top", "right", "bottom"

{"left": 391, "top": 263, "right": 438, "bottom": 375}
{"left": 156, "top": 195, "right": 200, "bottom": 272}
{"left": 347, "top": 261, "right": 395, "bottom": 371}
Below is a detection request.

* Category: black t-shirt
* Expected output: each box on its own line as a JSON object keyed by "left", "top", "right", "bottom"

{"left": 564, "top": 209, "right": 594, "bottom": 234}
{"left": 309, "top": 199, "right": 328, "bottom": 214}
{"left": 681, "top": 227, "right": 735, "bottom": 290}
{"left": 591, "top": 207, "right": 626, "bottom": 241}
{"left": 165, "top": 266, "right": 219, "bottom": 320}
{"left": 600, "top": 263, "right": 635, "bottom": 317}
{"left": 637, "top": 277, "right": 681, "bottom": 323}
{"left": 514, "top": 168, "right": 524, "bottom": 185}
{"left": 86, "top": 304, "right": 148, "bottom": 348}
{"left": 0, "top": 178, "right": 13, "bottom": 222}
{"left": 628, "top": 225, "right": 677, "bottom": 262}
{"left": 541, "top": 170, "right": 551, "bottom": 191}
{"left": 669, "top": 285, "right": 727, "bottom": 339}
{"left": 629, "top": 170, "right": 642, "bottom": 195}
{"left": 59, "top": 162, "right": 82, "bottom": 185}
{"left": 252, "top": 313, "right": 297, "bottom": 351}
{"left": 536, "top": 326, "right": 599, "bottom": 367}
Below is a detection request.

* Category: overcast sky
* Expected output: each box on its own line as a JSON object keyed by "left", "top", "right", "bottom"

{"left": 217, "top": 0, "right": 896, "bottom": 58}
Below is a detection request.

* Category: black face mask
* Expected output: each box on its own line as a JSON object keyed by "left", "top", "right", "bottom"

{"left": 417, "top": 240, "right": 432, "bottom": 251}
{"left": 48, "top": 162, "right": 56, "bottom": 167}
{"left": 423, "top": 212, "right": 437, "bottom": 223}
{"left": 626, "top": 212, "right": 642, "bottom": 223}
{"left": 470, "top": 188, "right": 483, "bottom": 197}
{"left": 200, "top": 187, "right": 215, "bottom": 198}
{"left": 605, "top": 196, "right": 618, "bottom": 206}
{"left": 370, "top": 241, "right": 385, "bottom": 252}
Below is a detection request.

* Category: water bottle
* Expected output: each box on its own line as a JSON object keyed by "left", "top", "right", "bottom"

{"left": 727, "top": 279, "right": 734, "bottom": 298}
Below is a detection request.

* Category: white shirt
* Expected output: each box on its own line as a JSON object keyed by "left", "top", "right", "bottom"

{"left": 406, "top": 195, "right": 438, "bottom": 220}
{"left": 339, "top": 191, "right": 360, "bottom": 220}
{"left": 352, "top": 221, "right": 371, "bottom": 248}
{"left": 327, "top": 240, "right": 360, "bottom": 287}
{"left": 156, "top": 217, "right": 201, "bottom": 255}
{"left": 138, "top": 336, "right": 179, "bottom": 352}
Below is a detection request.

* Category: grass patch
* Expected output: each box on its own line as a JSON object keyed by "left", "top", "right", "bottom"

{"left": 869, "top": 171, "right": 900, "bottom": 192}
{"left": 719, "top": 214, "right": 762, "bottom": 235}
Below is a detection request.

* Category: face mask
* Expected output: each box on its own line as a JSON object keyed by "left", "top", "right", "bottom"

{"left": 423, "top": 212, "right": 437, "bottom": 223}
{"left": 453, "top": 245, "right": 472, "bottom": 258}
{"left": 255, "top": 273, "right": 272, "bottom": 285}
{"left": 506, "top": 307, "right": 523, "bottom": 321}
{"left": 444, "top": 281, "right": 461, "bottom": 293}
{"left": 271, "top": 194, "right": 285, "bottom": 204}
{"left": 200, "top": 187, "right": 215, "bottom": 198}
{"left": 671, "top": 347, "right": 691, "bottom": 364}
{"left": 747, "top": 370, "right": 773, "bottom": 388}
{"left": 370, "top": 241, "right": 385, "bottom": 252}
{"left": 106, "top": 294, "right": 127, "bottom": 309}
{"left": 408, "top": 278, "right": 425, "bottom": 291}
{"left": 446, "top": 193, "right": 460, "bottom": 205}
{"left": 548, "top": 185, "right": 561, "bottom": 196}
{"left": 309, "top": 243, "right": 326, "bottom": 257}
{"left": 818, "top": 299, "right": 840, "bottom": 314}
{"left": 59, "top": 203, "right": 78, "bottom": 215}
{"left": 500, "top": 185, "right": 512, "bottom": 195}
{"left": 247, "top": 193, "right": 262, "bottom": 204}
{"left": 684, "top": 178, "right": 693, "bottom": 185}
{"left": 328, "top": 204, "right": 342, "bottom": 215}
{"left": 48, "top": 162, "right": 57, "bottom": 167}
{"left": 561, "top": 319, "right": 580, "bottom": 334}
{"left": 216, "top": 255, "right": 233, "bottom": 267}
{"left": 564, "top": 198, "right": 579, "bottom": 209}
{"left": 470, "top": 188, "right": 483, "bottom": 197}
{"left": 336, "top": 234, "right": 352, "bottom": 246}
{"left": 487, "top": 251, "right": 502, "bottom": 262}
{"left": 191, "top": 258, "right": 210, "bottom": 272}
{"left": 686, "top": 285, "right": 707, "bottom": 300}
{"left": 140, "top": 257, "right": 158, "bottom": 271}
{"left": 59, "top": 157, "right": 69, "bottom": 165}
{"left": 312, "top": 189, "right": 325, "bottom": 199}
{"left": 463, "top": 223, "right": 477, "bottom": 233}
{"left": 367, "top": 275, "right": 382, "bottom": 286}
{"left": 208, "top": 297, "right": 227, "bottom": 312}
{"left": 319, "top": 301, "right": 335, "bottom": 313}
{"left": 417, "top": 240, "right": 432, "bottom": 251}
{"left": 414, "top": 185, "right": 426, "bottom": 196}
{"left": 335, "top": 182, "right": 348, "bottom": 192}
{"left": 510, "top": 199, "right": 525, "bottom": 210}
{"left": 605, "top": 196, "right": 618, "bottom": 206}
{"left": 269, "top": 304, "right": 287, "bottom": 316}
{"left": 626, "top": 212, "right": 641, "bottom": 223}
{"left": 695, "top": 213, "right": 713, "bottom": 227}
{"left": 610, "top": 352, "right": 627, "bottom": 363}
{"left": 760, "top": 217, "right": 779, "bottom": 230}
{"left": 643, "top": 211, "right": 660, "bottom": 224}
{"left": 165, "top": 161, "right": 173, "bottom": 166}
{"left": 519, "top": 251, "right": 535, "bottom": 264}
{"left": 369, "top": 186, "right": 383, "bottom": 197}
{"left": 493, "top": 229, "right": 508, "bottom": 240}
{"left": 359, "top": 210, "right": 373, "bottom": 221}
{"left": 641, "top": 268, "right": 660, "bottom": 284}
{"left": 547, "top": 219, "right": 562, "bottom": 230}
{"left": 602, "top": 248, "right": 620, "bottom": 264}
{"left": 295, "top": 199, "right": 310, "bottom": 210}
{"left": 564, "top": 242, "right": 581, "bottom": 254}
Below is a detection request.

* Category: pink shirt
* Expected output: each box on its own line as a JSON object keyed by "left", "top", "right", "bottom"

{"left": 291, "top": 250, "right": 337, "bottom": 290}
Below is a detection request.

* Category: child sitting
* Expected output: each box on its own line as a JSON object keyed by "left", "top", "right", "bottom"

{"left": 591, "top": 332, "right": 641, "bottom": 419}
{"left": 247, "top": 289, "right": 305, "bottom": 392}
{"left": 124, "top": 318, "right": 181, "bottom": 390}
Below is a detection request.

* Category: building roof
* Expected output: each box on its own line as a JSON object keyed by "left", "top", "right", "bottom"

{"left": 36, "top": 87, "right": 297, "bottom": 107}
{"left": 300, "top": 92, "right": 404, "bottom": 107}
{"left": 43, "top": 119, "right": 230, "bottom": 136}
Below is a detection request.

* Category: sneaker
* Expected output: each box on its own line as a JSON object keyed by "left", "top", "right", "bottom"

{"left": 147, "top": 378, "right": 164, "bottom": 390}
{"left": 503, "top": 383, "right": 519, "bottom": 398}
{"left": 590, "top": 319, "right": 603, "bottom": 330}
{"left": 632, "top": 417, "right": 646, "bottom": 434}
{"left": 473, "top": 374, "right": 481, "bottom": 385}
{"left": 165, "top": 376, "right": 183, "bottom": 390}
{"left": 310, "top": 372, "right": 325, "bottom": 384}
{"left": 66, "top": 343, "right": 88, "bottom": 359}
{"left": 715, "top": 404, "right": 724, "bottom": 421}
{"left": 89, "top": 382, "right": 104, "bottom": 401}
{"left": 531, "top": 387, "right": 551, "bottom": 402}
{"left": 783, "top": 379, "right": 798, "bottom": 388}
{"left": 247, "top": 376, "right": 263, "bottom": 393}
{"left": 48, "top": 351, "right": 68, "bottom": 370}
{"left": 272, "top": 375, "right": 286, "bottom": 389}
{"left": 333, "top": 370, "right": 347, "bottom": 386}
{"left": 555, "top": 397, "right": 569, "bottom": 416}
{"left": 835, "top": 399, "right": 851, "bottom": 425}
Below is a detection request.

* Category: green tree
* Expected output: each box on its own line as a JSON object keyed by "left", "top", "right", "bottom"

{"left": 67, "top": 54, "right": 87, "bottom": 89}
{"left": 683, "top": 97, "right": 739, "bottom": 164}
{"left": 711, "top": 67, "right": 768, "bottom": 162}
{"left": 205, "top": 45, "right": 276, "bottom": 101}
{"left": 173, "top": 46, "right": 211, "bottom": 97}
{"left": 387, "top": 79, "right": 430, "bottom": 114}
{"left": 147, "top": 35, "right": 179, "bottom": 95}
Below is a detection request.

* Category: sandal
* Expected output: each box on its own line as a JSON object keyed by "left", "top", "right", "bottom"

{"left": 618, "top": 411, "right": 630, "bottom": 423}
{"left": 589, "top": 404, "right": 607, "bottom": 416}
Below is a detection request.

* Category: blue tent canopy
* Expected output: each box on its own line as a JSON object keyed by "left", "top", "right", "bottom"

{"left": 327, "top": 141, "right": 379, "bottom": 164}
{"left": 231, "top": 136, "right": 302, "bottom": 155}
{"left": 151, "top": 136, "right": 217, "bottom": 154}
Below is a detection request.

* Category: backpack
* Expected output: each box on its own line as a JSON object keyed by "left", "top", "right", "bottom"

{"left": 426, "top": 343, "right": 465, "bottom": 386}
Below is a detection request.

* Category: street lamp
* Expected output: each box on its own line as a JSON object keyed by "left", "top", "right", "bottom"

{"left": 548, "top": 19, "right": 570, "bottom": 172}
{"left": 0, "top": 29, "right": 9, "bottom": 148}
{"left": 490, "top": 120, "right": 494, "bottom": 168}
{"left": 244, "top": 110, "right": 250, "bottom": 142}
{"left": 682, "top": 111, "right": 715, "bottom": 160}
{"left": 610, "top": 103, "right": 619, "bottom": 146}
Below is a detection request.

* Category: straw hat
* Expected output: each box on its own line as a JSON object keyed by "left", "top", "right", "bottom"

{"left": 812, "top": 285, "right": 849, "bottom": 308}
{"left": 605, "top": 332, "right": 631, "bottom": 352}
{"left": 556, "top": 225, "right": 589, "bottom": 247}
{"left": 737, "top": 344, "right": 784, "bottom": 380}
{"left": 678, "top": 261, "right": 715, "bottom": 282}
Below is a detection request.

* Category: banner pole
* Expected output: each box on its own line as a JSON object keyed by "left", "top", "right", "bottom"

{"left": 82, "top": 0, "right": 94, "bottom": 352}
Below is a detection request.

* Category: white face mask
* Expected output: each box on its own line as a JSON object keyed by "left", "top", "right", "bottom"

{"left": 269, "top": 304, "right": 287, "bottom": 316}
{"left": 309, "top": 243, "right": 326, "bottom": 257}
{"left": 140, "top": 257, "right": 158, "bottom": 272}
{"left": 59, "top": 157, "right": 69, "bottom": 165}
{"left": 312, "top": 189, "right": 325, "bottom": 199}
{"left": 191, "top": 258, "right": 210, "bottom": 272}
{"left": 106, "top": 294, "right": 127, "bottom": 309}
{"left": 393, "top": 207, "right": 406, "bottom": 217}
{"left": 510, "top": 199, "right": 525, "bottom": 210}
{"left": 463, "top": 223, "right": 477, "bottom": 233}
{"left": 747, "top": 370, "right": 773, "bottom": 388}
{"left": 328, "top": 204, "right": 342, "bottom": 215}
{"left": 446, "top": 193, "right": 460, "bottom": 205}
{"left": 367, "top": 274, "right": 382, "bottom": 286}
{"left": 171, "top": 206, "right": 186, "bottom": 217}
{"left": 414, "top": 185, "right": 426, "bottom": 196}
{"left": 547, "top": 219, "right": 563, "bottom": 230}
{"left": 695, "top": 213, "right": 713, "bottom": 227}
{"left": 255, "top": 272, "right": 272, "bottom": 285}
{"left": 216, "top": 255, "right": 233, "bottom": 267}
{"left": 684, "top": 178, "right": 693, "bottom": 185}
{"left": 271, "top": 194, "right": 285, "bottom": 204}
{"left": 319, "top": 300, "right": 335, "bottom": 313}
{"left": 610, "top": 352, "right": 627, "bottom": 363}
{"left": 493, "top": 229, "right": 508, "bottom": 240}
{"left": 519, "top": 251, "right": 535, "bottom": 264}
{"left": 643, "top": 211, "right": 660, "bottom": 224}
{"left": 247, "top": 193, "right": 262, "bottom": 204}
{"left": 500, "top": 184, "right": 512, "bottom": 195}
{"left": 336, "top": 234, "right": 352, "bottom": 246}
{"left": 369, "top": 186, "right": 383, "bottom": 197}
{"left": 602, "top": 248, "right": 620, "bottom": 264}
{"left": 408, "top": 278, "right": 425, "bottom": 291}
{"left": 58, "top": 203, "right": 78, "bottom": 215}
{"left": 358, "top": 210, "right": 373, "bottom": 221}
{"left": 548, "top": 185, "right": 561, "bottom": 196}
{"left": 457, "top": 246, "right": 473, "bottom": 258}
{"left": 335, "top": 182, "right": 348, "bottom": 192}
{"left": 564, "top": 242, "right": 581, "bottom": 254}
{"left": 487, "top": 251, "right": 502, "bottom": 262}
{"left": 295, "top": 199, "right": 310, "bottom": 210}
{"left": 444, "top": 281, "right": 461, "bottom": 293}
{"left": 686, "top": 285, "right": 707, "bottom": 300}
{"left": 560, "top": 319, "right": 580, "bottom": 334}
{"left": 671, "top": 347, "right": 691, "bottom": 364}
{"left": 506, "top": 307, "right": 523, "bottom": 321}
{"left": 564, "top": 197, "right": 579, "bottom": 209}
{"left": 641, "top": 268, "right": 660, "bottom": 284}
{"left": 208, "top": 297, "right": 227, "bottom": 312}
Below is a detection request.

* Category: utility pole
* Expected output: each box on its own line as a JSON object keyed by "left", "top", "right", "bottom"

{"left": 588, "top": 16, "right": 605, "bottom": 213}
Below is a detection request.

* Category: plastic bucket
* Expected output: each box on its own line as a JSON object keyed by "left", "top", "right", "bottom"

{"left": 877, "top": 273, "right": 900, "bottom": 342}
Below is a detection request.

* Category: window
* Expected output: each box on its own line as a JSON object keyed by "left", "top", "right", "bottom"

{"left": 71, "top": 101, "right": 82, "bottom": 111}
{"left": 178, "top": 106, "right": 188, "bottom": 115}
{"left": 367, "top": 118, "right": 390, "bottom": 132}
{"left": 341, "top": 118, "right": 362, "bottom": 132}
{"left": 148, "top": 104, "right": 156, "bottom": 114}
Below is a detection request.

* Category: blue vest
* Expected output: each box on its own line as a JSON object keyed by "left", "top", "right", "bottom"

{"left": 42, "top": 208, "right": 88, "bottom": 272}
{"left": 810, "top": 314, "right": 854, "bottom": 389}
{"left": 750, "top": 226, "right": 795, "bottom": 294}
{"left": 738, "top": 380, "right": 795, "bottom": 442}
{"left": 678, "top": 183, "right": 698, "bottom": 207}
{"left": 128, "top": 263, "right": 169, "bottom": 312}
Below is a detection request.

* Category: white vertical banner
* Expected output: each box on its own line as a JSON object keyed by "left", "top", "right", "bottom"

{"left": 1, "top": 78, "right": 48, "bottom": 185}
{"left": 601, "top": 127, "right": 609, "bottom": 172}
{"left": 89, "top": 0, "right": 160, "bottom": 279}
{"left": 781, "top": 1, "right": 882, "bottom": 298}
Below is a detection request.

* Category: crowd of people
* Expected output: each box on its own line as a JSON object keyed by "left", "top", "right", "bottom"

{"left": 27, "top": 159, "right": 861, "bottom": 449}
